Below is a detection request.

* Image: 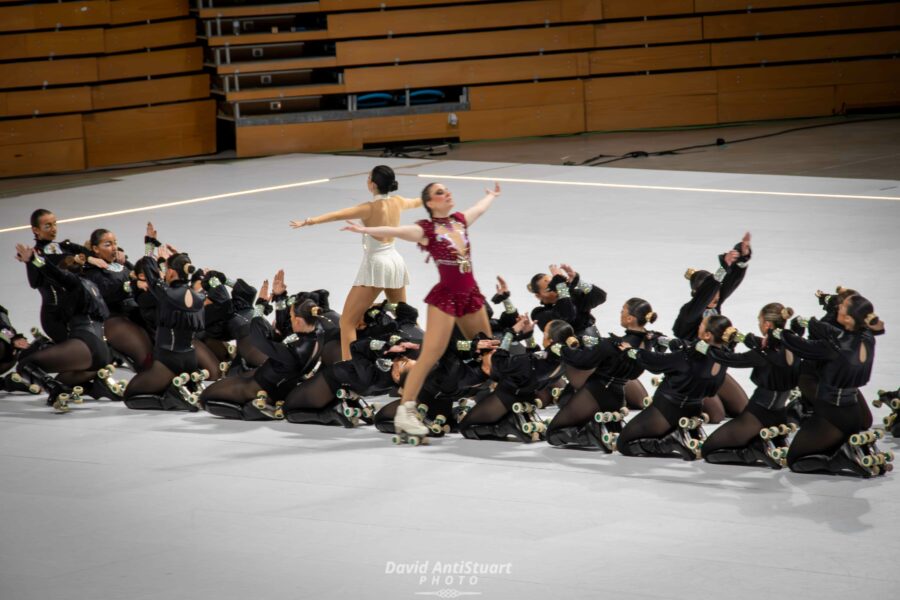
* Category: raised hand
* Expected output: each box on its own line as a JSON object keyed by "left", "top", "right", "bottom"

{"left": 740, "top": 231, "right": 752, "bottom": 256}
{"left": 560, "top": 263, "right": 576, "bottom": 282}
{"left": 146, "top": 221, "right": 158, "bottom": 239}
{"left": 477, "top": 339, "right": 501, "bottom": 351}
{"left": 258, "top": 279, "right": 271, "bottom": 303}
{"left": 14, "top": 243, "right": 33, "bottom": 263}
{"left": 548, "top": 263, "right": 563, "bottom": 278}
{"left": 485, "top": 182, "right": 501, "bottom": 196}
{"left": 495, "top": 275, "right": 509, "bottom": 295}
{"left": 272, "top": 269, "right": 286, "bottom": 296}
{"left": 723, "top": 249, "right": 739, "bottom": 267}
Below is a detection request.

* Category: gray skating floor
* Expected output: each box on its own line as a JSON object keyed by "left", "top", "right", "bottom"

{"left": 1, "top": 155, "right": 898, "bottom": 600}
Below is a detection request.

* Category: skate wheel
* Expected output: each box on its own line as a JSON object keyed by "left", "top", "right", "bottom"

{"left": 642, "top": 396, "right": 652, "bottom": 408}
{"left": 28, "top": 384, "right": 42, "bottom": 394}
{"left": 678, "top": 417, "right": 690, "bottom": 429}
{"left": 883, "top": 450, "right": 895, "bottom": 462}
{"left": 593, "top": 412, "right": 603, "bottom": 423}
{"left": 274, "top": 409, "right": 284, "bottom": 420}
{"left": 253, "top": 399, "right": 266, "bottom": 410}
{"left": 391, "top": 435, "right": 402, "bottom": 445}
{"left": 11, "top": 373, "right": 24, "bottom": 383}
{"left": 534, "top": 398, "right": 544, "bottom": 409}
{"left": 873, "top": 429, "right": 885, "bottom": 440}
{"left": 343, "top": 407, "right": 354, "bottom": 417}
{"left": 891, "top": 399, "right": 900, "bottom": 410}
{"left": 883, "top": 463, "right": 894, "bottom": 473}
{"left": 408, "top": 436, "right": 420, "bottom": 446}
{"left": 850, "top": 434, "right": 863, "bottom": 446}
{"left": 522, "top": 423, "right": 534, "bottom": 434}
{"left": 429, "top": 424, "right": 442, "bottom": 434}
{"left": 861, "top": 455, "right": 875, "bottom": 467}
{"left": 434, "top": 415, "right": 447, "bottom": 426}
{"left": 512, "top": 403, "right": 524, "bottom": 414}
{"left": 619, "top": 407, "right": 630, "bottom": 417}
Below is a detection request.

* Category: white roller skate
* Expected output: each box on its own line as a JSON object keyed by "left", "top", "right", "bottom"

{"left": 392, "top": 401, "right": 430, "bottom": 445}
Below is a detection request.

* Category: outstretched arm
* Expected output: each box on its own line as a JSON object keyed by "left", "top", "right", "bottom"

{"left": 462, "top": 183, "right": 501, "bottom": 226}
{"left": 290, "top": 202, "right": 372, "bottom": 229}
{"left": 341, "top": 221, "right": 426, "bottom": 244}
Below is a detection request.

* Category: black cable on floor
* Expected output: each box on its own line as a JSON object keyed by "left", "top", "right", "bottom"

{"left": 579, "top": 113, "right": 900, "bottom": 167}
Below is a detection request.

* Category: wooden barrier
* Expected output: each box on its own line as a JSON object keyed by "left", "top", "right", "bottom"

{"left": 0, "top": 86, "right": 93, "bottom": 118}
{"left": 0, "top": 114, "right": 85, "bottom": 177}
{"left": 83, "top": 99, "right": 215, "bottom": 167}
{"left": 703, "top": 4, "right": 900, "bottom": 40}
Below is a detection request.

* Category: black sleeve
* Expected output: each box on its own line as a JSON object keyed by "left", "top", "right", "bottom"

{"left": 707, "top": 346, "right": 766, "bottom": 369}
{"left": 83, "top": 268, "right": 129, "bottom": 303}
{"left": 673, "top": 274, "right": 720, "bottom": 339}
{"left": 779, "top": 329, "right": 836, "bottom": 361}
{"left": 248, "top": 316, "right": 295, "bottom": 363}
{"left": 34, "top": 257, "right": 81, "bottom": 291}
{"left": 631, "top": 348, "right": 688, "bottom": 375}
{"left": 570, "top": 273, "right": 607, "bottom": 310}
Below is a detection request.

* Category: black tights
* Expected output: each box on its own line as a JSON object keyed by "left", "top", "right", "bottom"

{"left": 199, "top": 373, "right": 262, "bottom": 408}
{"left": 548, "top": 384, "right": 622, "bottom": 432}
{"left": 702, "top": 373, "right": 749, "bottom": 423}
{"left": 193, "top": 339, "right": 221, "bottom": 380}
{"left": 625, "top": 379, "right": 649, "bottom": 410}
{"left": 124, "top": 360, "right": 176, "bottom": 398}
{"left": 236, "top": 336, "right": 268, "bottom": 368}
{"left": 701, "top": 405, "right": 785, "bottom": 458}
{"left": 617, "top": 404, "right": 673, "bottom": 453}
{"left": 787, "top": 399, "right": 861, "bottom": 467}
{"left": 18, "top": 338, "right": 94, "bottom": 387}
{"left": 105, "top": 316, "right": 153, "bottom": 372}
{"left": 459, "top": 393, "right": 507, "bottom": 427}
{"left": 283, "top": 372, "right": 335, "bottom": 412}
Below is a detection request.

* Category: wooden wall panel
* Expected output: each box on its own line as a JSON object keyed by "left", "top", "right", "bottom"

{"left": 460, "top": 103, "right": 584, "bottom": 140}
{"left": 104, "top": 19, "right": 196, "bottom": 53}
{"left": 590, "top": 43, "right": 710, "bottom": 74}
{"left": 718, "top": 87, "right": 834, "bottom": 122}
{"left": 354, "top": 113, "right": 456, "bottom": 144}
{"left": 695, "top": 0, "right": 869, "bottom": 11}
{"left": 587, "top": 93, "right": 717, "bottom": 130}
{"left": 327, "top": 1, "right": 601, "bottom": 39}
{"left": 0, "top": 86, "right": 93, "bottom": 117}
{"left": 91, "top": 74, "right": 210, "bottom": 110}
{"left": 712, "top": 31, "right": 900, "bottom": 66}
{"left": 586, "top": 72, "right": 717, "bottom": 100}
{"left": 469, "top": 80, "right": 584, "bottom": 110}
{"left": 83, "top": 99, "right": 215, "bottom": 167}
{"left": 836, "top": 59, "right": 900, "bottom": 85}
{"left": 109, "top": 0, "right": 188, "bottom": 25}
{"left": 703, "top": 4, "right": 900, "bottom": 40}
{"left": 336, "top": 25, "right": 594, "bottom": 66}
{"left": 0, "top": 57, "right": 98, "bottom": 89}
{"left": 835, "top": 81, "right": 900, "bottom": 111}
{"left": 594, "top": 18, "right": 702, "bottom": 48}
{"left": 97, "top": 47, "right": 203, "bottom": 81}
{"left": 236, "top": 120, "right": 356, "bottom": 157}
{"left": 717, "top": 63, "right": 838, "bottom": 92}
{"left": 601, "top": 0, "right": 693, "bottom": 19}
{"left": 0, "top": 139, "right": 85, "bottom": 177}
{"left": 344, "top": 53, "right": 590, "bottom": 93}
{"left": 0, "top": 114, "right": 83, "bottom": 146}
{"left": 320, "top": 0, "right": 482, "bottom": 10}
{"left": 0, "top": 29, "right": 105, "bottom": 60}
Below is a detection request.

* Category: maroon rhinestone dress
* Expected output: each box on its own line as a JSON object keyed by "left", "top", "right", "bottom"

{"left": 416, "top": 212, "right": 485, "bottom": 317}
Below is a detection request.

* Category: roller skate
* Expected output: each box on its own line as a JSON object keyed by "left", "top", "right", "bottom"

{"left": 593, "top": 407, "right": 630, "bottom": 452}
{"left": 874, "top": 388, "right": 900, "bottom": 436}
{"left": 30, "top": 327, "right": 51, "bottom": 344}
{"left": 392, "top": 401, "right": 430, "bottom": 445}
{"left": 226, "top": 341, "right": 237, "bottom": 360}
{"left": 338, "top": 388, "right": 375, "bottom": 427}
{"left": 48, "top": 384, "right": 83, "bottom": 414}
{"left": 785, "top": 387, "right": 813, "bottom": 426}
{"left": 171, "top": 372, "right": 202, "bottom": 408}
{"left": 676, "top": 412, "right": 709, "bottom": 460}
{"left": 847, "top": 430, "right": 893, "bottom": 477}
{"left": 251, "top": 390, "right": 284, "bottom": 420}
{"left": 92, "top": 364, "right": 126, "bottom": 399}
{"left": 512, "top": 401, "right": 548, "bottom": 442}
{"left": 642, "top": 395, "right": 653, "bottom": 408}
{"left": 218, "top": 361, "right": 231, "bottom": 376}
{"left": 651, "top": 375, "right": 665, "bottom": 388}
{"left": 759, "top": 423, "right": 798, "bottom": 468}
{"left": 416, "top": 402, "right": 450, "bottom": 436}
{"left": 2, "top": 372, "right": 42, "bottom": 394}
{"left": 454, "top": 397, "right": 473, "bottom": 423}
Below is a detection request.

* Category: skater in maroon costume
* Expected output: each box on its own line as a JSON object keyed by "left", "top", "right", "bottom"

{"left": 342, "top": 182, "right": 500, "bottom": 437}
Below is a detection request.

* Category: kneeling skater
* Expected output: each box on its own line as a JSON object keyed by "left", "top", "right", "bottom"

{"left": 616, "top": 315, "right": 740, "bottom": 460}
{"left": 123, "top": 249, "right": 206, "bottom": 411}
{"left": 199, "top": 299, "right": 324, "bottom": 420}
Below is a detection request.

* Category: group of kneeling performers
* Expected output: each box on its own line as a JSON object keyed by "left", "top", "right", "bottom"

{"left": 2, "top": 165, "right": 895, "bottom": 479}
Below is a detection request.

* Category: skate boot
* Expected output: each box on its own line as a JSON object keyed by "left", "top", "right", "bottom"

{"left": 874, "top": 388, "right": 900, "bottom": 435}
{"left": 94, "top": 364, "right": 126, "bottom": 399}
{"left": 848, "top": 430, "right": 893, "bottom": 476}
{"left": 759, "top": 423, "right": 797, "bottom": 468}
{"left": 338, "top": 388, "right": 375, "bottom": 426}
{"left": 546, "top": 422, "right": 605, "bottom": 450}
{"left": 512, "top": 401, "right": 548, "bottom": 442}
{"left": 30, "top": 326, "right": 50, "bottom": 343}
{"left": 392, "top": 401, "right": 430, "bottom": 445}
{"left": 2, "top": 372, "right": 42, "bottom": 394}
{"left": 251, "top": 390, "right": 284, "bottom": 420}
{"left": 46, "top": 382, "right": 82, "bottom": 414}
{"left": 594, "top": 407, "right": 629, "bottom": 452}
{"left": 676, "top": 413, "right": 709, "bottom": 459}
{"left": 416, "top": 403, "right": 450, "bottom": 436}
{"left": 454, "top": 398, "right": 473, "bottom": 423}
{"left": 171, "top": 372, "right": 201, "bottom": 408}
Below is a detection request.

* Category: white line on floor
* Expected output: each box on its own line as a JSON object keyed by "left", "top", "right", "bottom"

{"left": 414, "top": 174, "right": 900, "bottom": 202}
{"left": 0, "top": 179, "right": 330, "bottom": 234}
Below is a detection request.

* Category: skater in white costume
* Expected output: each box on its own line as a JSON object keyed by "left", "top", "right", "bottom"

{"left": 290, "top": 165, "right": 421, "bottom": 361}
